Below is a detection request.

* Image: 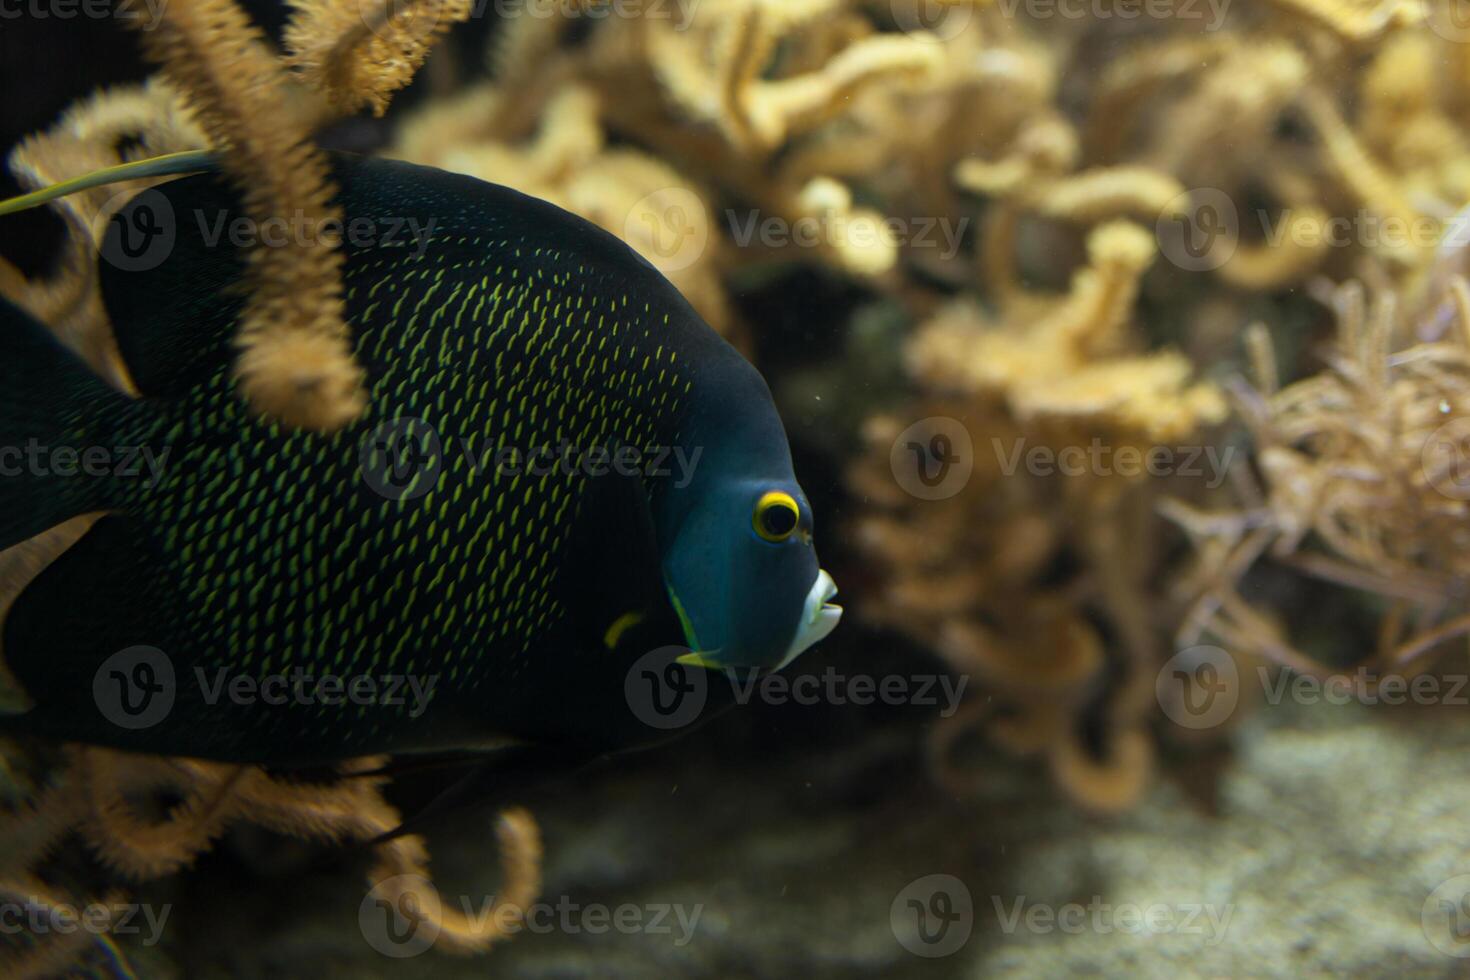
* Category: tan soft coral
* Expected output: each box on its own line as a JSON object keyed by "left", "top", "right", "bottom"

{"left": 390, "top": 0, "right": 960, "bottom": 328}
{"left": 909, "top": 221, "right": 1226, "bottom": 442}
{"left": 851, "top": 220, "right": 1225, "bottom": 813}
{"left": 851, "top": 404, "right": 1170, "bottom": 814}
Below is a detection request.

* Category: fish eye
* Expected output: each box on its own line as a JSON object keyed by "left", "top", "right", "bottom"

{"left": 753, "top": 490, "right": 801, "bottom": 543}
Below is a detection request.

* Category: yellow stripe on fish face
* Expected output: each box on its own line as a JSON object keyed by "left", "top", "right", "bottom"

{"left": 602, "top": 611, "right": 646, "bottom": 650}
{"left": 674, "top": 651, "right": 726, "bottom": 671}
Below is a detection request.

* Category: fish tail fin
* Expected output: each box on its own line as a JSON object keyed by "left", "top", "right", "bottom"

{"left": 0, "top": 296, "right": 145, "bottom": 551}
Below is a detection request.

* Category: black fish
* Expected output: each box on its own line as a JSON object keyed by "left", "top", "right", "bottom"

{"left": 0, "top": 155, "right": 841, "bottom": 764}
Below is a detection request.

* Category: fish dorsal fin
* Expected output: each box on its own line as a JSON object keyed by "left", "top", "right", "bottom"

{"left": 97, "top": 152, "right": 696, "bottom": 400}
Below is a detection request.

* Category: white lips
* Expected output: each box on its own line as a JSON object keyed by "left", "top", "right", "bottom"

{"left": 776, "top": 569, "right": 842, "bottom": 670}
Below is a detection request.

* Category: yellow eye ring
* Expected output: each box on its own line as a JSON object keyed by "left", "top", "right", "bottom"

{"left": 753, "top": 490, "right": 801, "bottom": 543}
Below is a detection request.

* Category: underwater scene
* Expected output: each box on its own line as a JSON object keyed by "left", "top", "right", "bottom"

{"left": 4, "top": 0, "right": 1470, "bottom": 977}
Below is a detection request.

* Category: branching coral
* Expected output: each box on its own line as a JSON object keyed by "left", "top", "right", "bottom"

{"left": 7, "top": 0, "right": 471, "bottom": 431}
{"left": 907, "top": 221, "right": 1226, "bottom": 442}
{"left": 8, "top": 0, "right": 1470, "bottom": 941}
{"left": 851, "top": 221, "right": 1225, "bottom": 813}
{"left": 829, "top": 3, "right": 1470, "bottom": 808}
{"left": 125, "top": 0, "right": 365, "bottom": 431}
{"left": 389, "top": 0, "right": 961, "bottom": 336}
{"left": 851, "top": 401, "right": 1173, "bottom": 814}
{"left": 1, "top": 3, "right": 540, "bottom": 974}
{"left": 284, "top": 0, "right": 475, "bottom": 117}
{"left": 0, "top": 745, "right": 542, "bottom": 975}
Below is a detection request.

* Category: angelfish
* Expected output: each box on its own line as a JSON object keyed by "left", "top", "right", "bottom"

{"left": 0, "top": 154, "right": 841, "bottom": 763}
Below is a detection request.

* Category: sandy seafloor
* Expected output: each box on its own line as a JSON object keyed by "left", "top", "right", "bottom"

{"left": 101, "top": 646, "right": 1470, "bottom": 980}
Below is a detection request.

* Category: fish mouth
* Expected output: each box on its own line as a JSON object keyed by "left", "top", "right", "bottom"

{"left": 774, "top": 569, "right": 842, "bottom": 670}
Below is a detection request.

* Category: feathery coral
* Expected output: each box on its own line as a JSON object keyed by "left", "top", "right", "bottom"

{"left": 284, "top": 0, "right": 475, "bottom": 116}
{"left": 127, "top": 0, "right": 366, "bottom": 431}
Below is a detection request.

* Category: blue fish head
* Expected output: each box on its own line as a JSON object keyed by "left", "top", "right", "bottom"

{"left": 654, "top": 370, "right": 841, "bottom": 673}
